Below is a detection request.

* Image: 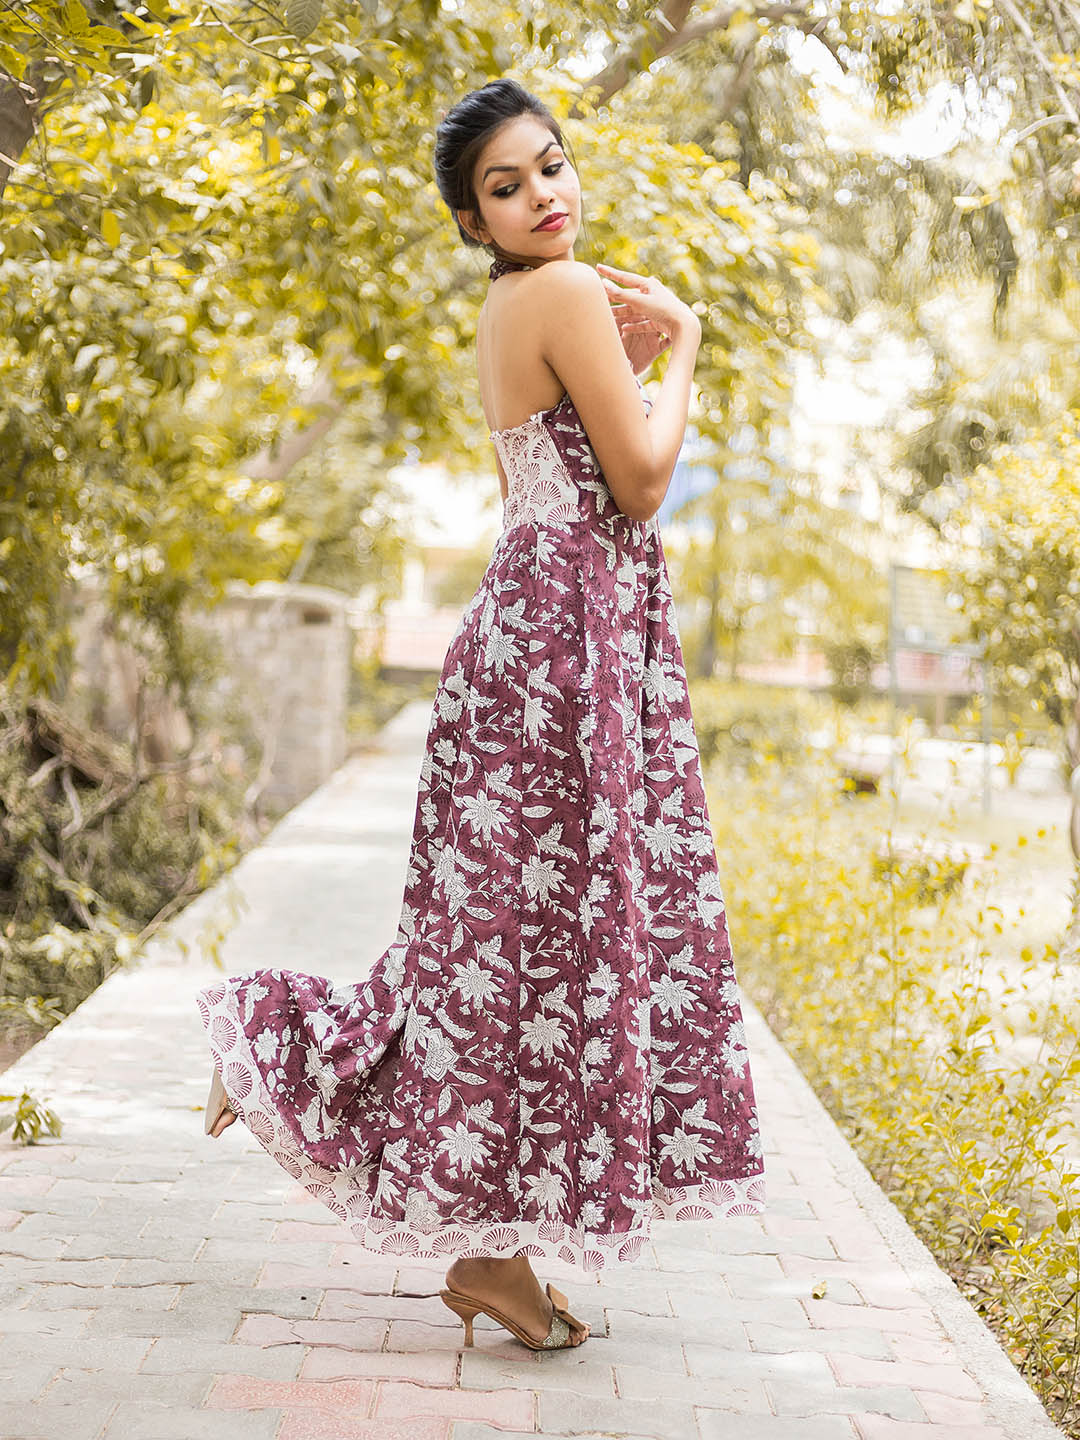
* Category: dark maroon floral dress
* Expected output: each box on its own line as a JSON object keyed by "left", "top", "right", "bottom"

{"left": 195, "top": 253, "right": 766, "bottom": 1271}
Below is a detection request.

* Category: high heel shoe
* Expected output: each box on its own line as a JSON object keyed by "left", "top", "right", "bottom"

{"left": 204, "top": 1066, "right": 237, "bottom": 1137}
{"left": 439, "top": 1280, "right": 588, "bottom": 1350}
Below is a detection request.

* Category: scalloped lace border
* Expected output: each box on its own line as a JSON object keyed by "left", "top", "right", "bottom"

{"left": 197, "top": 981, "right": 766, "bottom": 1273}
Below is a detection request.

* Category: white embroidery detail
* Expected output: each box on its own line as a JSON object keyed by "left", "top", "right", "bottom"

{"left": 494, "top": 420, "right": 583, "bottom": 533}
{"left": 493, "top": 376, "right": 652, "bottom": 535}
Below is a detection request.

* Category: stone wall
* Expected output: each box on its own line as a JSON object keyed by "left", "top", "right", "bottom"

{"left": 70, "top": 579, "right": 350, "bottom": 812}
{"left": 200, "top": 582, "right": 350, "bottom": 809}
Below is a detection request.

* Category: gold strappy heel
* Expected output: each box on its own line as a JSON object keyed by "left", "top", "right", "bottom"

{"left": 204, "top": 1066, "right": 236, "bottom": 1137}
{"left": 439, "top": 1280, "right": 588, "bottom": 1350}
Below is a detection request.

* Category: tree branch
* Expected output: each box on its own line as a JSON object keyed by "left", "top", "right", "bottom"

{"left": 0, "top": 62, "right": 45, "bottom": 197}
{"left": 995, "top": 0, "right": 1080, "bottom": 126}
{"left": 242, "top": 363, "right": 345, "bottom": 482}
{"left": 568, "top": 0, "right": 812, "bottom": 115}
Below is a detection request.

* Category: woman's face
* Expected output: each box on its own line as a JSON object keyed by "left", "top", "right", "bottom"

{"left": 461, "top": 112, "right": 581, "bottom": 263}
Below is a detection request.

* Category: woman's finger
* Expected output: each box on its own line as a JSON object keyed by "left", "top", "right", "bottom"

{"left": 596, "top": 262, "right": 651, "bottom": 289}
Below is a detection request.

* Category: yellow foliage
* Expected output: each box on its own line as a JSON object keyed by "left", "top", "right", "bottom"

{"left": 702, "top": 710, "right": 1080, "bottom": 1428}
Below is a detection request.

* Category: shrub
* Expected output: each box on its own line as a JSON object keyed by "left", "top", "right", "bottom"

{"left": 700, "top": 705, "right": 1080, "bottom": 1430}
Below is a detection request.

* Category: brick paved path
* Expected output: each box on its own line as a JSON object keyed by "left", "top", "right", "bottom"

{"left": 0, "top": 701, "right": 1066, "bottom": 1440}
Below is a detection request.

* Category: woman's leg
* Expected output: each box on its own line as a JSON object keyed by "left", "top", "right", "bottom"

{"left": 444, "top": 1254, "right": 589, "bottom": 1346}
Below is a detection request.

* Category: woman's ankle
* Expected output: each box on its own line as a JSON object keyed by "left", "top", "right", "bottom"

{"left": 447, "top": 1255, "right": 534, "bottom": 1282}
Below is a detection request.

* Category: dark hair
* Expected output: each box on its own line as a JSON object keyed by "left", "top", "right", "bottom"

{"left": 434, "top": 78, "right": 574, "bottom": 251}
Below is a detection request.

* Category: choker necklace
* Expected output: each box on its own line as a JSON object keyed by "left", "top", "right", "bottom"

{"left": 488, "top": 252, "right": 542, "bottom": 281}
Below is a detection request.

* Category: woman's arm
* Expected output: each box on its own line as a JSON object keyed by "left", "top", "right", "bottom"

{"left": 535, "top": 261, "right": 701, "bottom": 523}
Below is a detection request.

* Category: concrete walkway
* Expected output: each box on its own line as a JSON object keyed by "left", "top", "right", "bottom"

{"left": 0, "top": 700, "right": 1066, "bottom": 1440}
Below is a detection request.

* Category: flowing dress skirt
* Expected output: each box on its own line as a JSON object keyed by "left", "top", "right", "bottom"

{"left": 195, "top": 378, "right": 766, "bottom": 1271}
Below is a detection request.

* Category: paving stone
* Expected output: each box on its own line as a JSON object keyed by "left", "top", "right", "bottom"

{"left": 0, "top": 1333, "right": 152, "bottom": 1375}
{"left": 23, "top": 1281, "right": 180, "bottom": 1313}
{"left": 0, "top": 1234, "right": 66, "bottom": 1260}
{"left": 83, "top": 1305, "right": 239, "bottom": 1343}
{"left": 668, "top": 1247, "right": 789, "bottom": 1279}
{"left": 887, "top": 1333, "right": 965, "bottom": 1365}
{"left": 747, "top": 1322, "right": 894, "bottom": 1358}
{"left": 616, "top": 1362, "right": 770, "bottom": 1412}
{"left": 829, "top": 1353, "right": 983, "bottom": 1400}
{"left": 0, "top": 1176, "right": 57, "bottom": 1196}
{"left": 112, "top": 1166, "right": 185, "bottom": 1183}
{"left": 61, "top": 1231, "right": 203, "bottom": 1262}
{"left": 221, "top": 1198, "right": 304, "bottom": 1221}
{"left": 200, "top": 1237, "right": 337, "bottom": 1268}
{"left": 769, "top": 1380, "right": 928, "bottom": 1421}
{"left": 12, "top": 1209, "right": 110, "bottom": 1236}
{"left": 587, "top": 1282, "right": 676, "bottom": 1317}
{"left": 301, "top": 1346, "right": 457, "bottom": 1385}
{"left": 460, "top": 1347, "right": 615, "bottom": 1396}
{"left": 102, "top": 1403, "right": 283, "bottom": 1439}
{"left": 0, "top": 1361, "right": 55, "bottom": 1404}
{"left": 451, "top": 1430, "right": 588, "bottom": 1440}
{"left": 0, "top": 1151, "right": 78, "bottom": 1176}
{"left": 915, "top": 1392, "right": 1007, "bottom": 1424}
{"left": 206, "top": 1373, "right": 374, "bottom": 1410}
{"left": 318, "top": 1287, "right": 470, "bottom": 1326}
{"left": 374, "top": 1380, "right": 536, "bottom": 1427}
{"left": 256, "top": 1259, "right": 398, "bottom": 1292}
{"left": 277, "top": 1417, "right": 450, "bottom": 1440}
{"left": 114, "top": 1257, "right": 262, "bottom": 1287}
{"left": 139, "top": 1335, "right": 306, "bottom": 1380}
{"left": 684, "top": 1343, "right": 836, "bottom": 1386}
{"left": 801, "top": 1300, "right": 945, "bottom": 1340}
{"left": 177, "top": 1284, "right": 322, "bottom": 1321}
{"left": 537, "top": 1391, "right": 700, "bottom": 1439}
{"left": 667, "top": 1290, "right": 809, "bottom": 1329}
{"left": 42, "top": 1366, "right": 210, "bottom": 1407}
{"left": 604, "top": 1303, "right": 744, "bottom": 1350}
{"left": 0, "top": 1194, "right": 99, "bottom": 1218}
{"left": 235, "top": 1311, "right": 386, "bottom": 1351}
{"left": 727, "top": 1268, "right": 866, "bottom": 1304}
{"left": 14, "top": 1259, "right": 124, "bottom": 1286}
{"left": 0, "top": 1398, "right": 118, "bottom": 1439}
{"left": 0, "top": 1304, "right": 92, "bottom": 1335}
{"left": 274, "top": 1219, "right": 355, "bottom": 1243}
{"left": 696, "top": 1416, "right": 859, "bottom": 1439}
{"left": 852, "top": 1422, "right": 1010, "bottom": 1439}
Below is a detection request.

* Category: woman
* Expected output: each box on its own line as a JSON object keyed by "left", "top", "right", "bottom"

{"left": 196, "top": 76, "right": 766, "bottom": 1355}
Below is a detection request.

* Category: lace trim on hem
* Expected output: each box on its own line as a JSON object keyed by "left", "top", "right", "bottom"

{"left": 195, "top": 981, "right": 766, "bottom": 1274}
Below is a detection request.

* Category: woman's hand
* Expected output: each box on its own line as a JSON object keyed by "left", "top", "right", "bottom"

{"left": 595, "top": 263, "right": 701, "bottom": 367}
{"left": 613, "top": 311, "right": 672, "bottom": 376}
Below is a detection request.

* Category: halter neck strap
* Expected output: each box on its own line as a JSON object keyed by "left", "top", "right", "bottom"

{"left": 488, "top": 253, "right": 542, "bottom": 282}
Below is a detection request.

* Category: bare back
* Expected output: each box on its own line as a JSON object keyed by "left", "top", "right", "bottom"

{"left": 476, "top": 268, "right": 566, "bottom": 438}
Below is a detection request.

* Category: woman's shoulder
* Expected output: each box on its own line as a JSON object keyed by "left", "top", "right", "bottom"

{"left": 484, "top": 259, "right": 603, "bottom": 332}
{"left": 532, "top": 258, "right": 604, "bottom": 297}
{"left": 506, "top": 260, "right": 607, "bottom": 337}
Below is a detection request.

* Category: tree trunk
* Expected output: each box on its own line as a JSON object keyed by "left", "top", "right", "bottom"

{"left": 0, "top": 66, "right": 44, "bottom": 198}
{"left": 695, "top": 568, "right": 721, "bottom": 679}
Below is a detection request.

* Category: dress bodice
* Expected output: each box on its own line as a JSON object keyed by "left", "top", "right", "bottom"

{"left": 492, "top": 375, "right": 653, "bottom": 535}
{"left": 486, "top": 252, "right": 654, "bottom": 535}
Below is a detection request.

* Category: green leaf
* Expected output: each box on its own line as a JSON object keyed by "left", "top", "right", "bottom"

{"left": 285, "top": 0, "right": 322, "bottom": 38}
{"left": 64, "top": 0, "right": 90, "bottom": 33}
{"left": 101, "top": 209, "right": 121, "bottom": 247}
